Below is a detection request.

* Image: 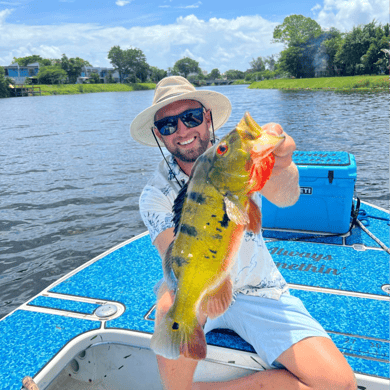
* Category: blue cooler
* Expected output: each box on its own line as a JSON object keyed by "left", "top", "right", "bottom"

{"left": 262, "top": 151, "right": 357, "bottom": 234}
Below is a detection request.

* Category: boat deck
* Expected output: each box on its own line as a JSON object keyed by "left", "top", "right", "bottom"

{"left": 0, "top": 201, "right": 389, "bottom": 390}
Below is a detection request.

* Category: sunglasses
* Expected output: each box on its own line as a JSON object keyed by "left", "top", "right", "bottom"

{"left": 154, "top": 108, "right": 204, "bottom": 136}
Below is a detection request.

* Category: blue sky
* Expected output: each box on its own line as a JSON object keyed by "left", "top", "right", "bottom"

{"left": 1, "top": 0, "right": 388, "bottom": 72}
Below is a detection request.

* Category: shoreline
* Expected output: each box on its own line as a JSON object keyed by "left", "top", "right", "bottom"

{"left": 25, "top": 82, "right": 156, "bottom": 96}
{"left": 248, "top": 75, "right": 388, "bottom": 91}
{"left": 10, "top": 75, "right": 389, "bottom": 97}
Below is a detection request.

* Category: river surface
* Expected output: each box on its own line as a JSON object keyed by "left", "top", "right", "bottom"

{"left": 0, "top": 85, "right": 389, "bottom": 318}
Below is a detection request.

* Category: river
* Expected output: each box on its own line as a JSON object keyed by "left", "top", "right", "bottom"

{"left": 0, "top": 85, "right": 388, "bottom": 319}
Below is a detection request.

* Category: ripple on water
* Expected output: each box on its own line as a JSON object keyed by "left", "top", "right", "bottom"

{"left": 0, "top": 88, "right": 388, "bottom": 318}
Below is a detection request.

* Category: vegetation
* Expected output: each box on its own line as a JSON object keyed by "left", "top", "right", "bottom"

{"left": 108, "top": 46, "right": 151, "bottom": 83}
{"left": 171, "top": 57, "right": 201, "bottom": 78}
{"left": 274, "top": 17, "right": 389, "bottom": 79}
{"left": 0, "top": 66, "right": 13, "bottom": 98}
{"left": 249, "top": 75, "right": 388, "bottom": 90}
{"left": 2, "top": 18, "right": 388, "bottom": 98}
{"left": 35, "top": 83, "right": 155, "bottom": 96}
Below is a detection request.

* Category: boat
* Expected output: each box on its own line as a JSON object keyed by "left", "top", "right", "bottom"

{"left": 1, "top": 151, "right": 389, "bottom": 390}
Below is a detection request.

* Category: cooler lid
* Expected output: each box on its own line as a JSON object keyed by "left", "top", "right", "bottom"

{"left": 292, "top": 151, "right": 357, "bottom": 180}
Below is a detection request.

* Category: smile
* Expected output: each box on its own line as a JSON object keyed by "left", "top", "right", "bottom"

{"left": 178, "top": 137, "right": 195, "bottom": 146}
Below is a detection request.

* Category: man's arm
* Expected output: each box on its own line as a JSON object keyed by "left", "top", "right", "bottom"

{"left": 260, "top": 123, "right": 300, "bottom": 207}
{"left": 154, "top": 227, "right": 175, "bottom": 258}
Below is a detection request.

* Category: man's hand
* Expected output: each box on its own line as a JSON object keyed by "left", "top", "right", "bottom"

{"left": 262, "top": 122, "right": 296, "bottom": 176}
{"left": 260, "top": 122, "right": 300, "bottom": 207}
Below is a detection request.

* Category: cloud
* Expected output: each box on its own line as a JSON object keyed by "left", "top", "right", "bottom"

{"left": 311, "top": 3, "right": 322, "bottom": 12}
{"left": 115, "top": 0, "right": 131, "bottom": 6}
{"left": 178, "top": 1, "right": 202, "bottom": 9}
{"left": 0, "top": 12, "right": 283, "bottom": 72}
{"left": 315, "top": 0, "right": 389, "bottom": 31}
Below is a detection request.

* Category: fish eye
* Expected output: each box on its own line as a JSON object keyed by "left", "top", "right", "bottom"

{"left": 217, "top": 142, "right": 228, "bottom": 155}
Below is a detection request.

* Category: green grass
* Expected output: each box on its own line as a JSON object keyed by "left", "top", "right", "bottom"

{"left": 36, "top": 82, "right": 156, "bottom": 96}
{"left": 232, "top": 79, "right": 251, "bottom": 85}
{"left": 249, "top": 75, "right": 389, "bottom": 91}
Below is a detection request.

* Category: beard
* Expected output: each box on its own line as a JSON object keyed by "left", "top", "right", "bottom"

{"left": 168, "top": 134, "right": 210, "bottom": 163}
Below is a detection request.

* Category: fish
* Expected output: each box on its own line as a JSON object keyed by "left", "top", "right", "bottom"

{"left": 150, "top": 112, "right": 285, "bottom": 361}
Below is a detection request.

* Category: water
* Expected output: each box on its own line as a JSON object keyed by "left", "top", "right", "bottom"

{"left": 0, "top": 86, "right": 388, "bottom": 319}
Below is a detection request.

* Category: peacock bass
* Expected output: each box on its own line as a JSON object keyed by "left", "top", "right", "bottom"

{"left": 150, "top": 112, "right": 285, "bottom": 361}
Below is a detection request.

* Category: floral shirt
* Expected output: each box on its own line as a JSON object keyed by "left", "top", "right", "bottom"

{"left": 139, "top": 155, "right": 289, "bottom": 300}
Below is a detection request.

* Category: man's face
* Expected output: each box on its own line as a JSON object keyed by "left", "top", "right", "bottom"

{"left": 154, "top": 99, "right": 212, "bottom": 163}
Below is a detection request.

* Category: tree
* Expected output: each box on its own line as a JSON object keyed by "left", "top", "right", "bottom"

{"left": 361, "top": 24, "right": 390, "bottom": 74}
{"left": 12, "top": 55, "right": 51, "bottom": 66}
{"left": 334, "top": 21, "right": 379, "bottom": 75}
{"left": 264, "top": 55, "right": 277, "bottom": 71}
{"left": 59, "top": 54, "right": 92, "bottom": 83}
{"left": 149, "top": 66, "right": 167, "bottom": 83}
{"left": 0, "top": 66, "right": 12, "bottom": 98}
{"left": 37, "top": 66, "right": 67, "bottom": 84}
{"left": 108, "top": 46, "right": 127, "bottom": 83}
{"left": 173, "top": 57, "right": 201, "bottom": 78}
{"left": 323, "top": 28, "right": 344, "bottom": 76}
{"left": 250, "top": 57, "right": 266, "bottom": 72}
{"left": 273, "top": 15, "right": 322, "bottom": 47}
{"left": 209, "top": 68, "right": 221, "bottom": 79}
{"left": 278, "top": 46, "right": 304, "bottom": 78}
{"left": 88, "top": 72, "right": 101, "bottom": 83}
{"left": 108, "top": 46, "right": 149, "bottom": 83}
{"left": 224, "top": 69, "right": 245, "bottom": 80}
{"left": 124, "top": 48, "right": 149, "bottom": 82}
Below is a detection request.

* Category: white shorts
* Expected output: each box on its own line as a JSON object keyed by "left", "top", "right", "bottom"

{"left": 204, "top": 292, "right": 330, "bottom": 368}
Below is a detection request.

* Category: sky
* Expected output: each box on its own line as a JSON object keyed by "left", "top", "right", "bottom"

{"left": 0, "top": 0, "right": 388, "bottom": 73}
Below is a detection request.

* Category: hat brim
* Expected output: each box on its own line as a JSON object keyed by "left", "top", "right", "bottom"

{"left": 130, "top": 90, "right": 232, "bottom": 147}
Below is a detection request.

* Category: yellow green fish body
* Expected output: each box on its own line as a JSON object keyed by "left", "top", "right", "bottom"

{"left": 151, "top": 112, "right": 285, "bottom": 360}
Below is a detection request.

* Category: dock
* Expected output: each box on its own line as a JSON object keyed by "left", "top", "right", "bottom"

{"left": 9, "top": 84, "right": 42, "bottom": 97}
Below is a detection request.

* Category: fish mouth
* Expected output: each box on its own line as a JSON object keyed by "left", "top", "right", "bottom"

{"left": 237, "top": 112, "right": 285, "bottom": 155}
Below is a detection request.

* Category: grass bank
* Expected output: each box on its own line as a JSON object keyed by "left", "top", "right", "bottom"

{"left": 36, "top": 83, "right": 156, "bottom": 96}
{"left": 249, "top": 75, "right": 388, "bottom": 91}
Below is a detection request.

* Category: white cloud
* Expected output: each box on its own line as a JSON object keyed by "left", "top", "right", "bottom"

{"left": 315, "top": 0, "right": 389, "bottom": 31}
{"left": 178, "top": 1, "right": 202, "bottom": 9}
{"left": 311, "top": 3, "right": 322, "bottom": 12}
{"left": 0, "top": 12, "right": 282, "bottom": 72}
{"left": 115, "top": 0, "right": 130, "bottom": 6}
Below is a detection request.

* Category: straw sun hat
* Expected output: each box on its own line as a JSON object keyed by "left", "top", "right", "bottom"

{"left": 130, "top": 76, "right": 232, "bottom": 147}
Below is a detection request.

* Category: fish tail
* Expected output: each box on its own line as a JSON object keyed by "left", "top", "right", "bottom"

{"left": 150, "top": 311, "right": 207, "bottom": 361}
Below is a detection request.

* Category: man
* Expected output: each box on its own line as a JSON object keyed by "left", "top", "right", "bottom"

{"left": 130, "top": 76, "right": 356, "bottom": 390}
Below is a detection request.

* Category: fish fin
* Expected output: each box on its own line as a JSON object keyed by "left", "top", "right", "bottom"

{"left": 246, "top": 197, "right": 262, "bottom": 233}
{"left": 204, "top": 277, "right": 233, "bottom": 319}
{"left": 151, "top": 312, "right": 206, "bottom": 361}
{"left": 172, "top": 181, "right": 188, "bottom": 236}
{"left": 248, "top": 153, "right": 275, "bottom": 193}
{"left": 163, "top": 241, "right": 177, "bottom": 291}
{"left": 224, "top": 197, "right": 249, "bottom": 225}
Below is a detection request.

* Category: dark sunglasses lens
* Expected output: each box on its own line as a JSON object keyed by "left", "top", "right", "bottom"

{"left": 181, "top": 109, "right": 203, "bottom": 127}
{"left": 155, "top": 118, "right": 178, "bottom": 135}
{"left": 155, "top": 108, "right": 204, "bottom": 136}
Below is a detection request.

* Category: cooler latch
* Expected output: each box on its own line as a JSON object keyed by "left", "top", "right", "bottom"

{"left": 328, "top": 170, "right": 334, "bottom": 184}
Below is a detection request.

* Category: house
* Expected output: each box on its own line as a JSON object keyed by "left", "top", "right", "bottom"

{"left": 3, "top": 62, "right": 40, "bottom": 84}
{"left": 77, "top": 66, "right": 120, "bottom": 84}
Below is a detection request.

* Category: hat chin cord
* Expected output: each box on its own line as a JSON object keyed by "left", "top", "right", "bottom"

{"left": 150, "top": 112, "right": 216, "bottom": 190}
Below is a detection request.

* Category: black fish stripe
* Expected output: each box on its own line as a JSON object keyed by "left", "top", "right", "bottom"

{"left": 188, "top": 192, "right": 206, "bottom": 204}
{"left": 180, "top": 224, "right": 198, "bottom": 237}
{"left": 171, "top": 256, "right": 188, "bottom": 267}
